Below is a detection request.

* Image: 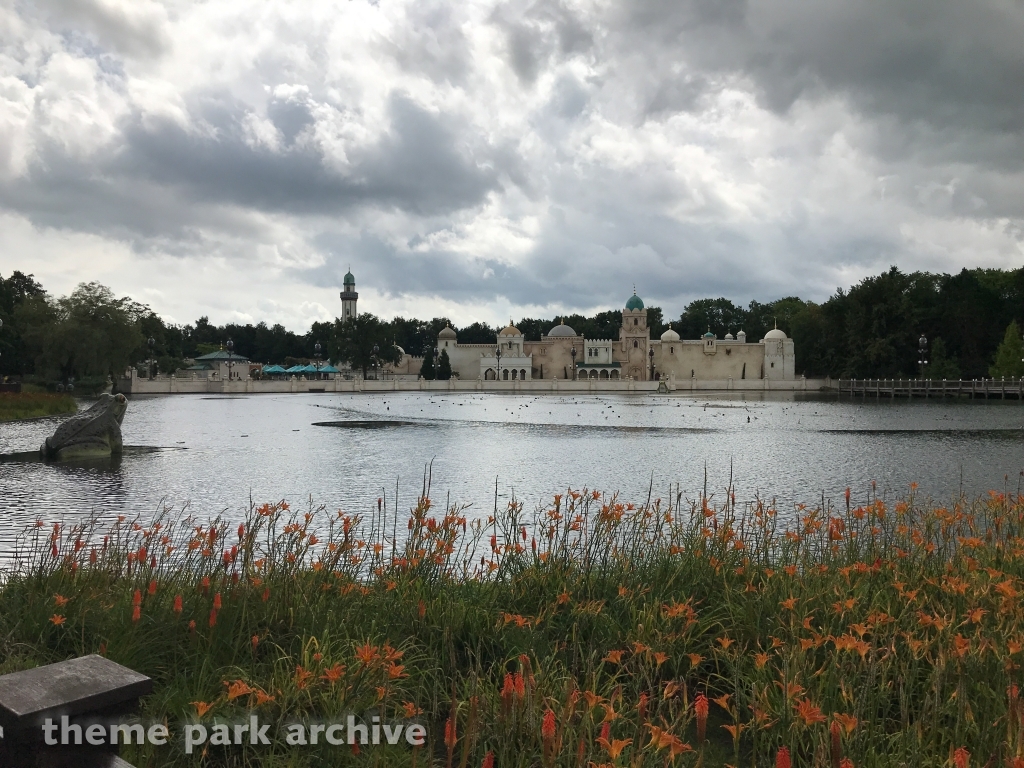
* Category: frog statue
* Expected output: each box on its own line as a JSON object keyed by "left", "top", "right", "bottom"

{"left": 40, "top": 392, "right": 128, "bottom": 461}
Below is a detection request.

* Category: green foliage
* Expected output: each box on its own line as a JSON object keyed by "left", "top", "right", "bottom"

{"left": 922, "top": 338, "right": 961, "bottom": 379}
{"left": 0, "top": 392, "right": 77, "bottom": 421}
{"left": 16, "top": 282, "right": 144, "bottom": 383}
{"left": 329, "top": 313, "right": 401, "bottom": 379}
{"left": 0, "top": 270, "right": 46, "bottom": 376}
{"left": 436, "top": 348, "right": 452, "bottom": 380}
{"left": 989, "top": 321, "right": 1024, "bottom": 378}
{"left": 4, "top": 489, "right": 1024, "bottom": 767}
{"left": 419, "top": 350, "right": 435, "bottom": 380}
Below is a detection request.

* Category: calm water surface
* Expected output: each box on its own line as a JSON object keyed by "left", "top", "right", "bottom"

{"left": 1, "top": 392, "right": 1023, "bottom": 552}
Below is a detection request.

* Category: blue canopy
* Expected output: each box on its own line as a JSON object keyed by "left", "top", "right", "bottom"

{"left": 283, "top": 365, "right": 305, "bottom": 374}
{"left": 262, "top": 365, "right": 286, "bottom": 374}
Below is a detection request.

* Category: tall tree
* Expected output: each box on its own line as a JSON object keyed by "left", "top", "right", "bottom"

{"left": 419, "top": 351, "right": 435, "bottom": 380}
{"left": 17, "top": 282, "right": 143, "bottom": 384}
{"left": 989, "top": 321, "right": 1024, "bottom": 378}
{"left": 329, "top": 313, "right": 400, "bottom": 378}
{"left": 436, "top": 348, "right": 452, "bottom": 380}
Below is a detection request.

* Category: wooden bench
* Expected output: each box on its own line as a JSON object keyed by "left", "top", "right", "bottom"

{"left": 0, "top": 655, "right": 152, "bottom": 768}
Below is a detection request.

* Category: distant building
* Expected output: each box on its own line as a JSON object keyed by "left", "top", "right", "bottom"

{"left": 184, "top": 349, "right": 250, "bottom": 380}
{"left": 384, "top": 290, "right": 796, "bottom": 381}
{"left": 339, "top": 270, "right": 358, "bottom": 321}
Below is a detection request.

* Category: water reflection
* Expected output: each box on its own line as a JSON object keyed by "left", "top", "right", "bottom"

{"left": 1, "top": 392, "right": 1022, "bottom": 555}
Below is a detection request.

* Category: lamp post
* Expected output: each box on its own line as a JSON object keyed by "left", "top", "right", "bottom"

{"left": 570, "top": 345, "right": 576, "bottom": 380}
{"left": 495, "top": 345, "right": 502, "bottom": 381}
{"left": 433, "top": 346, "right": 439, "bottom": 382}
{"left": 147, "top": 337, "right": 155, "bottom": 379}
{"left": 372, "top": 343, "right": 380, "bottom": 381}
{"left": 917, "top": 334, "right": 928, "bottom": 377}
{"left": 314, "top": 342, "right": 322, "bottom": 380}
{"left": 226, "top": 339, "right": 234, "bottom": 382}
{"left": 649, "top": 346, "right": 655, "bottom": 381}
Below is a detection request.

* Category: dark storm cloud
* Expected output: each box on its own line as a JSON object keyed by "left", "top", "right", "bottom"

{"left": 617, "top": 0, "right": 1024, "bottom": 158}
{"left": 0, "top": 90, "right": 511, "bottom": 243}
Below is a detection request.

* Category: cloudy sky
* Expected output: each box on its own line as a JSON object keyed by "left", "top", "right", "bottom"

{"left": 1, "top": 0, "right": 1022, "bottom": 330}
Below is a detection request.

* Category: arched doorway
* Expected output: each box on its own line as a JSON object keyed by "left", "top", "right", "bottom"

{"left": 503, "top": 369, "right": 510, "bottom": 380}
{"left": 520, "top": 369, "right": 526, "bottom": 380}
{"left": 485, "top": 368, "right": 495, "bottom": 380}
{"left": 610, "top": 370, "right": 619, "bottom": 380}
{"left": 600, "top": 370, "right": 609, "bottom": 379}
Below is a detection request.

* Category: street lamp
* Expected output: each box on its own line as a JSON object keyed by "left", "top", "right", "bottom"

{"left": 570, "top": 345, "right": 576, "bottom": 380}
{"left": 147, "top": 337, "right": 155, "bottom": 379}
{"left": 372, "top": 343, "right": 380, "bottom": 381}
{"left": 226, "top": 339, "right": 234, "bottom": 382}
{"left": 649, "top": 346, "right": 655, "bottom": 380}
{"left": 314, "top": 341, "right": 322, "bottom": 380}
{"left": 917, "top": 334, "right": 928, "bottom": 376}
{"left": 495, "top": 345, "right": 502, "bottom": 381}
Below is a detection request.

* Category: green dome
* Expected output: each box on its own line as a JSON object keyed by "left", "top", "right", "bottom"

{"left": 703, "top": 330, "right": 715, "bottom": 339}
{"left": 625, "top": 293, "right": 644, "bottom": 311}
{"left": 343, "top": 270, "right": 355, "bottom": 285}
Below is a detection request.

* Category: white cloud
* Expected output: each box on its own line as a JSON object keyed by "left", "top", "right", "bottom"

{"left": 0, "top": 0, "right": 1021, "bottom": 331}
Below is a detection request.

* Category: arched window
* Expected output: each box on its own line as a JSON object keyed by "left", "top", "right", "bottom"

{"left": 633, "top": 318, "right": 638, "bottom": 326}
{"left": 512, "top": 369, "right": 518, "bottom": 379}
{"left": 520, "top": 369, "right": 526, "bottom": 379}
{"left": 633, "top": 340, "right": 638, "bottom": 348}
{"left": 670, "top": 347, "right": 674, "bottom": 354}
{"left": 503, "top": 369, "right": 509, "bottom": 380}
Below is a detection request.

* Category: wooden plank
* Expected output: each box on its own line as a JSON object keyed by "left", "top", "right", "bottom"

{"left": 0, "top": 656, "right": 151, "bottom": 731}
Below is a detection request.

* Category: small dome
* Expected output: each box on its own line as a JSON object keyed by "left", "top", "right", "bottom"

{"left": 625, "top": 292, "right": 644, "bottom": 311}
{"left": 703, "top": 330, "right": 715, "bottom": 339}
{"left": 724, "top": 332, "right": 734, "bottom": 340}
{"left": 343, "top": 270, "right": 355, "bottom": 284}
{"left": 498, "top": 323, "right": 522, "bottom": 337}
{"left": 438, "top": 324, "right": 457, "bottom": 340}
{"left": 660, "top": 325, "right": 680, "bottom": 342}
{"left": 764, "top": 328, "right": 787, "bottom": 340}
{"left": 548, "top": 319, "right": 577, "bottom": 337}
{"left": 395, "top": 345, "right": 406, "bottom": 356}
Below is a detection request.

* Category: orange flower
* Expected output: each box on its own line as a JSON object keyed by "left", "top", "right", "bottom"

{"left": 444, "top": 717, "right": 457, "bottom": 751}
{"left": 602, "top": 650, "right": 624, "bottom": 664}
{"left": 596, "top": 735, "right": 632, "bottom": 759}
{"left": 780, "top": 597, "right": 797, "bottom": 610}
{"left": 794, "top": 697, "right": 826, "bottom": 726}
{"left": 354, "top": 643, "right": 381, "bottom": 666}
{"left": 833, "top": 713, "right": 858, "bottom": 736}
{"left": 953, "top": 747, "right": 969, "bottom": 768}
{"left": 49, "top": 614, "right": 66, "bottom": 626}
{"left": 251, "top": 635, "right": 259, "bottom": 650}
{"left": 755, "top": 652, "right": 770, "bottom": 669}
{"left": 173, "top": 594, "right": 183, "bottom": 613}
{"left": 132, "top": 605, "right": 141, "bottom": 623}
{"left": 694, "top": 694, "right": 708, "bottom": 743}
{"left": 132, "top": 590, "right": 142, "bottom": 607}
{"left": 213, "top": 593, "right": 222, "bottom": 610}
{"left": 402, "top": 702, "right": 422, "bottom": 718}
{"left": 481, "top": 752, "right": 495, "bottom": 768}
{"left": 776, "top": 746, "right": 792, "bottom": 768}
{"left": 147, "top": 580, "right": 157, "bottom": 596}
{"left": 192, "top": 701, "right": 213, "bottom": 717}
{"left": 717, "top": 636, "right": 735, "bottom": 650}
{"left": 293, "top": 665, "right": 313, "bottom": 689}
{"left": 225, "top": 680, "right": 253, "bottom": 701}
{"left": 542, "top": 709, "right": 556, "bottom": 740}
{"left": 53, "top": 594, "right": 69, "bottom": 607}
{"left": 688, "top": 653, "right": 703, "bottom": 667}
{"left": 208, "top": 609, "right": 217, "bottom": 627}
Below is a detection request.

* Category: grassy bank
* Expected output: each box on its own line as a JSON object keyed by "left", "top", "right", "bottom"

{"left": 2, "top": 486, "right": 1023, "bottom": 767}
{"left": 0, "top": 391, "right": 77, "bottom": 421}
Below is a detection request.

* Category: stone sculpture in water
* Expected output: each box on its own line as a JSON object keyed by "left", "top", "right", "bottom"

{"left": 41, "top": 392, "right": 127, "bottom": 461}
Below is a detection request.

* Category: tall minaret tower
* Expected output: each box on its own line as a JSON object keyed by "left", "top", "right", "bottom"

{"left": 339, "top": 268, "right": 358, "bottom": 321}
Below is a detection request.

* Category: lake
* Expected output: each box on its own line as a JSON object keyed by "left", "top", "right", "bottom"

{"left": 2, "top": 392, "right": 1023, "bottom": 554}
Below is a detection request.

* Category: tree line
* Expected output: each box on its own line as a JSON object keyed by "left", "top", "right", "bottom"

{"left": 2, "top": 265, "right": 1022, "bottom": 389}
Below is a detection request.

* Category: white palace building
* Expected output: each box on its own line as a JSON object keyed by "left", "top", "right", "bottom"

{"left": 356, "top": 272, "right": 797, "bottom": 382}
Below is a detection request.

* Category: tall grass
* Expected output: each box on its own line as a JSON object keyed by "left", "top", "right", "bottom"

{"left": 2, "top": 484, "right": 1023, "bottom": 767}
{"left": 0, "top": 391, "right": 77, "bottom": 421}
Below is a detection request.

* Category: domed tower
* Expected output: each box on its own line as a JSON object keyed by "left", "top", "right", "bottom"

{"left": 620, "top": 289, "right": 650, "bottom": 380}
{"left": 339, "top": 269, "right": 358, "bottom": 322}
